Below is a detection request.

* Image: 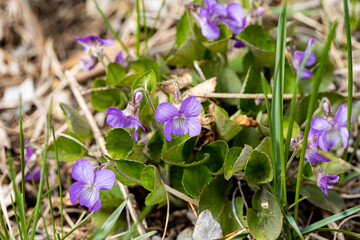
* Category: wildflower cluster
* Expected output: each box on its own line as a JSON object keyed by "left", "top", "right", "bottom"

{"left": 291, "top": 98, "right": 352, "bottom": 195}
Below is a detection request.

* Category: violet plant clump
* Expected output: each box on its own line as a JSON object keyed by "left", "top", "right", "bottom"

{"left": 106, "top": 91, "right": 145, "bottom": 141}
{"left": 75, "top": 35, "right": 114, "bottom": 70}
{"left": 69, "top": 159, "right": 115, "bottom": 212}
{"left": 155, "top": 87, "right": 202, "bottom": 141}
{"left": 290, "top": 38, "right": 316, "bottom": 79}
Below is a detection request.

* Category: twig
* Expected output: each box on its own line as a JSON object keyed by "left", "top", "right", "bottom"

{"left": 164, "top": 185, "right": 198, "bottom": 206}
{"left": 66, "top": 70, "right": 147, "bottom": 235}
{"left": 161, "top": 180, "right": 170, "bottom": 240}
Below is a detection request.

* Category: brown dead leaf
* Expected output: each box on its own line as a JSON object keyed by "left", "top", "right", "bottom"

{"left": 183, "top": 77, "right": 217, "bottom": 102}
{"left": 235, "top": 115, "right": 259, "bottom": 127}
{"left": 163, "top": 73, "right": 193, "bottom": 93}
{"left": 195, "top": 115, "right": 216, "bottom": 150}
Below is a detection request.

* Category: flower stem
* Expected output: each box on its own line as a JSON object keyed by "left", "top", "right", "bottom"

{"left": 96, "top": 53, "right": 107, "bottom": 71}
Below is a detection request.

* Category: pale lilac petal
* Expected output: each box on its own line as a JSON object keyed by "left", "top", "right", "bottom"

{"left": 255, "top": 6, "right": 264, "bottom": 17}
{"left": 79, "top": 56, "right": 98, "bottom": 70}
{"left": 334, "top": 105, "right": 349, "bottom": 128}
{"left": 78, "top": 185, "right": 99, "bottom": 208}
{"left": 324, "top": 129, "right": 341, "bottom": 149}
{"left": 155, "top": 102, "right": 179, "bottom": 123}
{"left": 69, "top": 182, "right": 86, "bottom": 205}
{"left": 114, "top": 51, "right": 125, "bottom": 65}
{"left": 171, "top": 117, "right": 188, "bottom": 136}
{"left": 200, "top": 8, "right": 210, "bottom": 20}
{"left": 106, "top": 107, "right": 126, "bottom": 128}
{"left": 305, "top": 150, "right": 330, "bottom": 164}
{"left": 187, "top": 117, "right": 202, "bottom": 137}
{"left": 71, "top": 160, "right": 94, "bottom": 184}
{"left": 199, "top": 19, "right": 220, "bottom": 40}
{"left": 305, "top": 38, "right": 315, "bottom": 53}
{"left": 180, "top": 97, "right": 202, "bottom": 117}
{"left": 205, "top": 0, "right": 217, "bottom": 8}
{"left": 226, "top": 3, "right": 244, "bottom": 34}
{"left": 311, "top": 117, "right": 332, "bottom": 133}
{"left": 300, "top": 68, "right": 313, "bottom": 79}
{"left": 90, "top": 198, "right": 102, "bottom": 212}
{"left": 319, "top": 132, "right": 330, "bottom": 151}
{"left": 164, "top": 120, "right": 173, "bottom": 141}
{"left": 93, "top": 169, "right": 115, "bottom": 190}
{"left": 210, "top": 3, "right": 227, "bottom": 16}
{"left": 339, "top": 127, "right": 349, "bottom": 149}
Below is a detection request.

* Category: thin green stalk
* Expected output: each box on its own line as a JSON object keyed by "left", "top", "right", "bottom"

{"left": 284, "top": 45, "right": 314, "bottom": 165}
{"left": 0, "top": 201, "right": 9, "bottom": 239}
{"left": 271, "top": 1, "right": 287, "bottom": 205}
{"left": 40, "top": 212, "right": 50, "bottom": 240}
{"left": 141, "top": 0, "right": 148, "bottom": 56}
{"left": 44, "top": 167, "right": 56, "bottom": 238}
{"left": 19, "top": 95, "right": 26, "bottom": 213}
{"left": 7, "top": 152, "right": 28, "bottom": 240}
{"left": 52, "top": 126, "right": 64, "bottom": 237}
{"left": 343, "top": 0, "right": 353, "bottom": 162}
{"left": 10, "top": 195, "right": 24, "bottom": 240}
{"left": 30, "top": 103, "right": 52, "bottom": 240}
{"left": 136, "top": 0, "right": 141, "bottom": 57}
{"left": 317, "top": 228, "right": 360, "bottom": 238}
{"left": 149, "top": 0, "right": 166, "bottom": 36}
{"left": 60, "top": 212, "right": 94, "bottom": 240}
{"left": 293, "top": 21, "right": 338, "bottom": 223}
{"left": 92, "top": 0, "right": 129, "bottom": 54}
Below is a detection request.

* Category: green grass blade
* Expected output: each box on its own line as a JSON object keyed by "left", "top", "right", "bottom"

{"left": 0, "top": 201, "right": 10, "bottom": 239}
{"left": 271, "top": 1, "right": 287, "bottom": 203}
{"left": 94, "top": 195, "right": 130, "bottom": 239}
{"left": 44, "top": 167, "right": 56, "bottom": 238}
{"left": 19, "top": 95, "right": 26, "bottom": 213}
{"left": 133, "top": 231, "right": 157, "bottom": 240}
{"left": 10, "top": 194, "right": 24, "bottom": 240}
{"left": 30, "top": 103, "right": 52, "bottom": 240}
{"left": 52, "top": 126, "right": 64, "bottom": 237}
{"left": 343, "top": 0, "right": 353, "bottom": 162}
{"left": 284, "top": 44, "right": 314, "bottom": 166}
{"left": 136, "top": 0, "right": 141, "bottom": 57}
{"left": 317, "top": 228, "right": 360, "bottom": 238}
{"left": 285, "top": 214, "right": 303, "bottom": 240}
{"left": 60, "top": 212, "right": 94, "bottom": 240}
{"left": 301, "top": 206, "right": 360, "bottom": 234}
{"left": 293, "top": 21, "right": 338, "bottom": 223}
{"left": 7, "top": 152, "right": 28, "bottom": 240}
{"left": 92, "top": 0, "right": 129, "bottom": 54}
{"left": 149, "top": 0, "right": 166, "bottom": 37}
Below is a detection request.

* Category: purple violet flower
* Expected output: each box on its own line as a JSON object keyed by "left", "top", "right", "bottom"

{"left": 106, "top": 92, "right": 145, "bottom": 141}
{"left": 75, "top": 35, "right": 114, "bottom": 56}
{"left": 196, "top": 0, "right": 246, "bottom": 40}
{"left": 24, "top": 140, "right": 41, "bottom": 182}
{"left": 79, "top": 56, "right": 98, "bottom": 70}
{"left": 290, "top": 38, "right": 316, "bottom": 79}
{"left": 291, "top": 130, "right": 330, "bottom": 164}
{"left": 155, "top": 96, "right": 202, "bottom": 141}
{"left": 69, "top": 159, "right": 115, "bottom": 212}
{"left": 114, "top": 50, "right": 125, "bottom": 66}
{"left": 312, "top": 163, "right": 339, "bottom": 196}
{"left": 311, "top": 104, "right": 353, "bottom": 151}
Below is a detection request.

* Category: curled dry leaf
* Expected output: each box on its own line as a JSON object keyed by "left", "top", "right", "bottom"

{"left": 183, "top": 77, "right": 217, "bottom": 102}
{"left": 235, "top": 115, "right": 259, "bottom": 127}
{"left": 163, "top": 73, "right": 193, "bottom": 93}
{"left": 195, "top": 115, "right": 216, "bottom": 150}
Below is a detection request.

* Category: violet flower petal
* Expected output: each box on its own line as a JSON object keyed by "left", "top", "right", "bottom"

{"left": 114, "top": 51, "right": 125, "bottom": 65}
{"left": 294, "top": 51, "right": 316, "bottom": 67}
{"left": 90, "top": 198, "right": 102, "bottom": 212}
{"left": 106, "top": 107, "right": 127, "bottom": 128}
{"left": 155, "top": 102, "right": 180, "bottom": 123}
{"left": 79, "top": 56, "right": 98, "bottom": 70}
{"left": 93, "top": 169, "right": 115, "bottom": 191}
{"left": 205, "top": 0, "right": 217, "bottom": 8}
{"left": 199, "top": 19, "right": 220, "bottom": 40}
{"left": 299, "top": 68, "right": 313, "bottom": 79}
{"left": 164, "top": 120, "right": 173, "bottom": 141}
{"left": 71, "top": 159, "right": 95, "bottom": 184}
{"left": 318, "top": 132, "right": 330, "bottom": 151}
{"left": 187, "top": 117, "right": 202, "bottom": 137}
{"left": 226, "top": 3, "right": 245, "bottom": 34}
{"left": 305, "top": 150, "right": 330, "bottom": 164}
{"left": 234, "top": 40, "right": 245, "bottom": 48}
{"left": 171, "top": 117, "right": 188, "bottom": 136}
{"left": 75, "top": 35, "right": 114, "bottom": 47}
{"left": 334, "top": 105, "right": 350, "bottom": 128}
{"left": 210, "top": 3, "right": 227, "bottom": 16}
{"left": 69, "top": 182, "right": 86, "bottom": 205}
{"left": 311, "top": 117, "right": 332, "bottom": 133}
{"left": 324, "top": 129, "right": 341, "bottom": 150}
{"left": 78, "top": 185, "right": 99, "bottom": 208}
{"left": 179, "top": 96, "right": 202, "bottom": 117}
{"left": 339, "top": 127, "right": 349, "bottom": 149}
